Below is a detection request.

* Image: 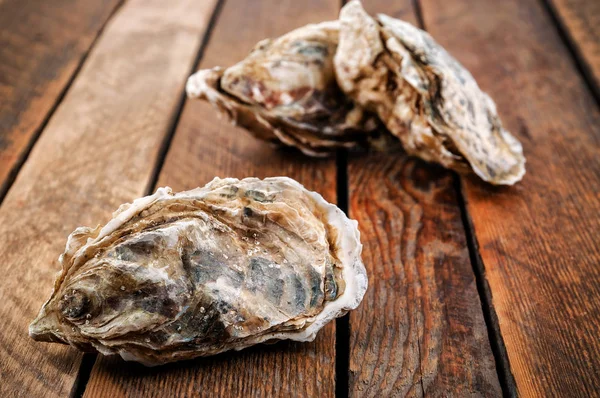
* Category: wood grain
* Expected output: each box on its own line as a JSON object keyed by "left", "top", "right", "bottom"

{"left": 345, "top": 2, "right": 502, "bottom": 396}
{"left": 421, "top": 0, "right": 600, "bottom": 395}
{"left": 547, "top": 0, "right": 600, "bottom": 98}
{"left": 0, "top": 0, "right": 219, "bottom": 396}
{"left": 0, "top": 0, "right": 122, "bottom": 197}
{"left": 83, "top": 1, "right": 340, "bottom": 397}
{"left": 348, "top": 157, "right": 502, "bottom": 397}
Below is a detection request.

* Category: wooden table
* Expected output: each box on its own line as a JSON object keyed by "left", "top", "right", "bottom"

{"left": 0, "top": 0, "right": 598, "bottom": 396}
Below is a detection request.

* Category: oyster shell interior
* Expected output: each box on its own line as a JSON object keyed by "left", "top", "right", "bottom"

{"left": 30, "top": 177, "right": 366, "bottom": 366}
{"left": 187, "top": 0, "right": 525, "bottom": 185}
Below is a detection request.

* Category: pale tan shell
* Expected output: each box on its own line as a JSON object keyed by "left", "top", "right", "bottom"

{"left": 187, "top": 22, "right": 383, "bottom": 157}
{"left": 335, "top": 0, "right": 525, "bottom": 185}
{"left": 186, "top": 1, "right": 525, "bottom": 184}
{"left": 30, "top": 177, "right": 366, "bottom": 366}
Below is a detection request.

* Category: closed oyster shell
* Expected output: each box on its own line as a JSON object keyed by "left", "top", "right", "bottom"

{"left": 30, "top": 177, "right": 367, "bottom": 366}
{"left": 186, "top": 21, "right": 385, "bottom": 157}
{"left": 335, "top": 0, "right": 525, "bottom": 185}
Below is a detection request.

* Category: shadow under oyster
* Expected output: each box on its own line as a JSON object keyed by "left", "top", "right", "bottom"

{"left": 30, "top": 177, "right": 367, "bottom": 366}
{"left": 186, "top": 21, "right": 387, "bottom": 157}
{"left": 334, "top": 0, "right": 525, "bottom": 185}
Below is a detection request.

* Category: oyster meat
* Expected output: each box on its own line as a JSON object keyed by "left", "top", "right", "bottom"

{"left": 30, "top": 177, "right": 367, "bottom": 366}
{"left": 186, "top": 21, "right": 386, "bottom": 157}
{"left": 334, "top": 1, "right": 525, "bottom": 185}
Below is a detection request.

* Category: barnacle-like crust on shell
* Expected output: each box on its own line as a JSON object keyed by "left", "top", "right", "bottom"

{"left": 187, "top": 22, "right": 382, "bottom": 157}
{"left": 30, "top": 177, "right": 366, "bottom": 366}
{"left": 335, "top": 1, "right": 525, "bottom": 185}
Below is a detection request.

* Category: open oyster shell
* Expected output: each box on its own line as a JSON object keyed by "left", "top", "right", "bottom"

{"left": 186, "top": 21, "right": 385, "bottom": 157}
{"left": 335, "top": 0, "right": 525, "bottom": 185}
{"left": 30, "top": 177, "right": 367, "bottom": 366}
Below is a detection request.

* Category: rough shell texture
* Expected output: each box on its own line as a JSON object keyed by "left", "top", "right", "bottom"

{"left": 186, "top": 21, "right": 387, "bottom": 157}
{"left": 335, "top": 0, "right": 525, "bottom": 185}
{"left": 30, "top": 177, "right": 367, "bottom": 366}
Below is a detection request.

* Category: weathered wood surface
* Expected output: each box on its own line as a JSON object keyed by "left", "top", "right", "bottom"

{"left": 0, "top": 0, "right": 122, "bottom": 198}
{"left": 83, "top": 1, "right": 340, "bottom": 397}
{"left": 547, "top": 0, "right": 600, "bottom": 98}
{"left": 421, "top": 0, "right": 600, "bottom": 395}
{"left": 0, "top": 0, "right": 219, "bottom": 396}
{"left": 348, "top": 157, "right": 502, "bottom": 397}
{"left": 346, "top": 2, "right": 502, "bottom": 396}
{"left": 2, "top": 0, "right": 600, "bottom": 396}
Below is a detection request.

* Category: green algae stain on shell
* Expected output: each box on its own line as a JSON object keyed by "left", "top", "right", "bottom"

{"left": 29, "top": 177, "right": 366, "bottom": 366}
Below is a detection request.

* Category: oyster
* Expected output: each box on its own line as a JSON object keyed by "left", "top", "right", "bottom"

{"left": 334, "top": 0, "right": 525, "bottom": 185}
{"left": 186, "top": 21, "right": 385, "bottom": 157}
{"left": 30, "top": 177, "right": 367, "bottom": 366}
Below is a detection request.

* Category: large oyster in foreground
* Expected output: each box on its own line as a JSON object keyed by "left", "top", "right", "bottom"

{"left": 30, "top": 177, "right": 367, "bottom": 366}
{"left": 334, "top": 1, "right": 525, "bottom": 185}
{"left": 186, "top": 21, "right": 386, "bottom": 157}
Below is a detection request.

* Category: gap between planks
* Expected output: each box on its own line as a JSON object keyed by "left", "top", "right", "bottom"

{"left": 540, "top": 0, "right": 600, "bottom": 106}
{"left": 335, "top": 149, "right": 350, "bottom": 398}
{"left": 454, "top": 176, "right": 517, "bottom": 398}
{"left": 143, "top": 0, "right": 226, "bottom": 197}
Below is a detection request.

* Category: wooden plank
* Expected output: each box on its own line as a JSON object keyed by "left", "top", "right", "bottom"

{"left": 0, "top": 0, "right": 122, "bottom": 197}
{"left": 347, "top": 3, "right": 501, "bottom": 396}
{"left": 0, "top": 0, "right": 219, "bottom": 396}
{"left": 83, "top": 1, "right": 340, "bottom": 397}
{"left": 546, "top": 0, "right": 600, "bottom": 98}
{"left": 348, "top": 157, "right": 502, "bottom": 397}
{"left": 420, "top": 0, "right": 600, "bottom": 395}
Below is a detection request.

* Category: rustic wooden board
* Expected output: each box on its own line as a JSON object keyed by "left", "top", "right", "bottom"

{"left": 0, "top": 0, "right": 219, "bottom": 396}
{"left": 348, "top": 158, "right": 502, "bottom": 397}
{"left": 421, "top": 0, "right": 600, "bottom": 395}
{"left": 83, "top": 1, "right": 340, "bottom": 397}
{"left": 346, "top": 3, "right": 502, "bottom": 396}
{"left": 547, "top": 0, "right": 600, "bottom": 98}
{"left": 0, "top": 0, "right": 122, "bottom": 198}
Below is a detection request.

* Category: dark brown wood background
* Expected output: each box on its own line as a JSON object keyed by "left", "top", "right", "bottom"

{"left": 0, "top": 0, "right": 598, "bottom": 397}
